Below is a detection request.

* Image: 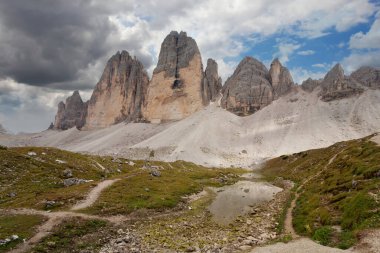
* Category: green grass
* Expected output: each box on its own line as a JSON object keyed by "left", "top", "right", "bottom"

{"left": 85, "top": 160, "right": 245, "bottom": 215}
{"left": 260, "top": 135, "right": 380, "bottom": 249}
{"left": 0, "top": 147, "right": 129, "bottom": 210}
{"left": 0, "top": 146, "right": 245, "bottom": 215}
{"left": 32, "top": 218, "right": 109, "bottom": 253}
{"left": 0, "top": 214, "right": 45, "bottom": 252}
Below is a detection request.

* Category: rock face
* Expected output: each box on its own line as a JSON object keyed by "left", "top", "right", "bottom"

{"left": 350, "top": 66, "right": 380, "bottom": 88}
{"left": 85, "top": 51, "right": 149, "bottom": 129}
{"left": 301, "top": 78, "right": 321, "bottom": 92}
{"left": 269, "top": 58, "right": 294, "bottom": 98}
{"left": 53, "top": 91, "right": 87, "bottom": 130}
{"left": 320, "top": 64, "right": 364, "bottom": 101}
{"left": 221, "top": 57, "right": 272, "bottom": 115}
{"left": 202, "top": 58, "right": 222, "bottom": 103}
{"left": 142, "top": 31, "right": 204, "bottom": 123}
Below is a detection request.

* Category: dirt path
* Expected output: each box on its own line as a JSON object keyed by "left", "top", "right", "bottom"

{"left": 6, "top": 163, "right": 123, "bottom": 253}
{"left": 71, "top": 179, "right": 119, "bottom": 210}
{"left": 284, "top": 152, "right": 340, "bottom": 237}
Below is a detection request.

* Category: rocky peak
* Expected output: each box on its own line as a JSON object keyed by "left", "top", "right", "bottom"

{"left": 320, "top": 64, "right": 363, "bottom": 101}
{"left": 350, "top": 66, "right": 380, "bottom": 88}
{"left": 301, "top": 78, "right": 321, "bottom": 92}
{"left": 221, "top": 56, "right": 273, "bottom": 115}
{"left": 53, "top": 90, "right": 87, "bottom": 130}
{"left": 84, "top": 50, "right": 149, "bottom": 129}
{"left": 269, "top": 58, "right": 294, "bottom": 97}
{"left": 143, "top": 31, "right": 204, "bottom": 123}
{"left": 202, "top": 58, "right": 222, "bottom": 103}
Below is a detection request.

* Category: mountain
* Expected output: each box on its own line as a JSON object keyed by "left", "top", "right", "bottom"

{"left": 84, "top": 51, "right": 149, "bottom": 129}
{"left": 269, "top": 58, "right": 294, "bottom": 98}
{"left": 319, "top": 63, "right": 364, "bottom": 101}
{"left": 53, "top": 90, "right": 87, "bottom": 130}
{"left": 7, "top": 87, "right": 380, "bottom": 167}
{"left": 350, "top": 66, "right": 380, "bottom": 88}
{"left": 142, "top": 31, "right": 206, "bottom": 123}
{"left": 221, "top": 56, "right": 272, "bottom": 115}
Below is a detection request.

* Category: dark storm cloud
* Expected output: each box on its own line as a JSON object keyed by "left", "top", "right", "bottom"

{"left": 0, "top": 0, "right": 146, "bottom": 90}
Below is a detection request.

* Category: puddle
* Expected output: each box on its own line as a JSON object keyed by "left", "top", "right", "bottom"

{"left": 208, "top": 181, "right": 282, "bottom": 225}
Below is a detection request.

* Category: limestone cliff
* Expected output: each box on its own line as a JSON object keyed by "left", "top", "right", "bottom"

{"left": 85, "top": 51, "right": 149, "bottom": 129}
{"left": 221, "top": 57, "right": 274, "bottom": 115}
{"left": 202, "top": 58, "right": 222, "bottom": 103}
{"left": 350, "top": 66, "right": 380, "bottom": 88}
{"left": 269, "top": 58, "right": 294, "bottom": 98}
{"left": 53, "top": 90, "right": 87, "bottom": 130}
{"left": 320, "top": 64, "right": 363, "bottom": 101}
{"left": 142, "top": 31, "right": 205, "bottom": 123}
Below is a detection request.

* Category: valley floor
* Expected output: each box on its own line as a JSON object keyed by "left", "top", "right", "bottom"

{"left": 0, "top": 134, "right": 379, "bottom": 252}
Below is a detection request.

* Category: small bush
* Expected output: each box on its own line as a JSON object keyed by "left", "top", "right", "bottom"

{"left": 312, "top": 226, "right": 333, "bottom": 245}
{"left": 0, "top": 145, "right": 7, "bottom": 150}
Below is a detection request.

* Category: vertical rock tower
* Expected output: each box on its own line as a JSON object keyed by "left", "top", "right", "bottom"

{"left": 202, "top": 58, "right": 223, "bottom": 103}
{"left": 142, "top": 31, "right": 205, "bottom": 123}
{"left": 84, "top": 51, "right": 149, "bottom": 129}
{"left": 53, "top": 90, "right": 87, "bottom": 130}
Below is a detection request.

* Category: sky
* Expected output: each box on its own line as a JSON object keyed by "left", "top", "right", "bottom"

{"left": 0, "top": 0, "right": 379, "bottom": 133}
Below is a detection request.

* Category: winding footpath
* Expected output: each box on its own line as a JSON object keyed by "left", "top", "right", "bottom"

{"left": 6, "top": 174, "right": 121, "bottom": 253}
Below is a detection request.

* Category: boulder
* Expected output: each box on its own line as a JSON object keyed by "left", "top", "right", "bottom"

{"left": 142, "top": 31, "right": 204, "bottom": 123}
{"left": 53, "top": 90, "right": 87, "bottom": 130}
{"left": 85, "top": 51, "right": 149, "bottom": 129}
{"left": 221, "top": 57, "right": 274, "bottom": 115}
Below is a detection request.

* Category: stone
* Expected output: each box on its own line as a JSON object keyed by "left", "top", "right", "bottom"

{"left": 269, "top": 58, "right": 294, "bottom": 98}
{"left": 45, "top": 200, "right": 56, "bottom": 208}
{"left": 150, "top": 170, "right": 161, "bottom": 177}
{"left": 62, "top": 169, "right": 73, "bottom": 178}
{"left": 27, "top": 152, "right": 37, "bottom": 156}
{"left": 8, "top": 192, "right": 17, "bottom": 198}
{"left": 202, "top": 58, "right": 222, "bottom": 103}
{"left": 350, "top": 66, "right": 380, "bottom": 88}
{"left": 143, "top": 31, "right": 205, "bottom": 123}
{"left": 53, "top": 90, "right": 88, "bottom": 130}
{"left": 301, "top": 78, "right": 321, "bottom": 92}
{"left": 85, "top": 51, "right": 149, "bottom": 129}
{"left": 320, "top": 64, "right": 364, "bottom": 101}
{"left": 63, "top": 178, "right": 92, "bottom": 187}
{"left": 239, "top": 245, "right": 252, "bottom": 250}
{"left": 221, "top": 57, "right": 274, "bottom": 115}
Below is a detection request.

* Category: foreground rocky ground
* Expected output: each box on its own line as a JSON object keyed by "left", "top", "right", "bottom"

{"left": 0, "top": 135, "right": 379, "bottom": 252}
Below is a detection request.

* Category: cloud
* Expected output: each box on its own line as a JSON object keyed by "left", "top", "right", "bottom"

{"left": 349, "top": 11, "right": 380, "bottom": 49}
{"left": 290, "top": 67, "right": 326, "bottom": 84}
{"left": 297, "top": 50, "right": 315, "bottom": 56}
{"left": 342, "top": 50, "right": 380, "bottom": 73}
{"left": 312, "top": 63, "right": 327, "bottom": 68}
{"left": 274, "top": 42, "right": 301, "bottom": 64}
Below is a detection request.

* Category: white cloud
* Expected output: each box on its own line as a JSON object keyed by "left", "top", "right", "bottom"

{"left": 349, "top": 11, "right": 380, "bottom": 49}
{"left": 274, "top": 42, "right": 301, "bottom": 64}
{"left": 312, "top": 63, "right": 327, "bottom": 68}
{"left": 0, "top": 79, "right": 92, "bottom": 133}
{"left": 338, "top": 42, "right": 346, "bottom": 48}
{"left": 342, "top": 50, "right": 380, "bottom": 73}
{"left": 290, "top": 67, "right": 326, "bottom": 84}
{"left": 298, "top": 50, "right": 315, "bottom": 56}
